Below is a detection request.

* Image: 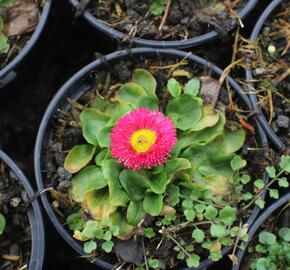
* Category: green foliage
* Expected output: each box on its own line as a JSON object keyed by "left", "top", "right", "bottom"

{"left": 0, "top": 213, "right": 6, "bottom": 235}
{"left": 150, "top": 0, "right": 167, "bottom": 15}
{"left": 250, "top": 228, "right": 290, "bottom": 270}
{"left": 62, "top": 68, "right": 278, "bottom": 269}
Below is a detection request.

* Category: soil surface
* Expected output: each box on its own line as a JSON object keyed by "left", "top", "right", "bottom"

{"left": 88, "top": 0, "right": 246, "bottom": 41}
{"left": 0, "top": 0, "right": 280, "bottom": 269}
{"left": 0, "top": 161, "right": 31, "bottom": 270}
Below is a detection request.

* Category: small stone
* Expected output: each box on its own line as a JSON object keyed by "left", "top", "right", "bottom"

{"left": 57, "top": 180, "right": 72, "bottom": 193}
{"left": 271, "top": 121, "right": 279, "bottom": 133}
{"left": 254, "top": 68, "right": 266, "bottom": 76}
{"left": 181, "top": 17, "right": 190, "bottom": 25}
{"left": 267, "top": 44, "right": 276, "bottom": 55}
{"left": 276, "top": 115, "right": 290, "bottom": 128}
{"left": 10, "top": 197, "right": 21, "bottom": 208}
{"left": 57, "top": 167, "right": 72, "bottom": 181}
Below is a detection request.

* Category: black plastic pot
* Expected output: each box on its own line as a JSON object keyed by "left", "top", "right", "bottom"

{"left": 68, "top": 0, "right": 258, "bottom": 49}
{"left": 232, "top": 192, "right": 290, "bottom": 270}
{"left": 34, "top": 48, "right": 268, "bottom": 270}
{"left": 0, "top": 0, "right": 52, "bottom": 89}
{"left": 0, "top": 150, "right": 45, "bottom": 270}
{"left": 245, "top": 0, "right": 286, "bottom": 152}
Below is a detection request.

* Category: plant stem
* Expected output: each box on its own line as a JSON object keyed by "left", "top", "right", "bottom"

{"left": 166, "top": 233, "right": 191, "bottom": 258}
{"left": 241, "top": 170, "right": 285, "bottom": 210}
{"left": 161, "top": 221, "right": 212, "bottom": 233}
{"left": 158, "top": 0, "right": 171, "bottom": 31}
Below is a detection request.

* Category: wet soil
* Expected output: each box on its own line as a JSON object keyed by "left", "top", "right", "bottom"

{"left": 0, "top": 161, "right": 31, "bottom": 270}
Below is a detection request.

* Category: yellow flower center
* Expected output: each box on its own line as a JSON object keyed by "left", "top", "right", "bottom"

{"left": 130, "top": 129, "right": 157, "bottom": 153}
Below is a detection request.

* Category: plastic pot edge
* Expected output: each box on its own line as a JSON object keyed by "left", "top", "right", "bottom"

{"left": 232, "top": 191, "right": 290, "bottom": 270}
{"left": 0, "top": 150, "right": 45, "bottom": 270}
{"left": 0, "top": 0, "right": 52, "bottom": 89}
{"left": 68, "top": 0, "right": 259, "bottom": 49}
{"left": 245, "top": 0, "right": 286, "bottom": 152}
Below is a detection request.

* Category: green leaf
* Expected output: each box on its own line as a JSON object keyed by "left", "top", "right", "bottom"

{"left": 210, "top": 224, "right": 228, "bottom": 238}
{"left": 204, "top": 205, "right": 218, "bottom": 220}
{"left": 149, "top": 172, "right": 168, "bottom": 194}
{"left": 266, "top": 166, "right": 276, "bottom": 178}
{"left": 66, "top": 210, "right": 85, "bottom": 231}
{"left": 84, "top": 240, "right": 97, "bottom": 253}
{"left": 279, "top": 155, "right": 290, "bottom": 172}
{"left": 269, "top": 188, "right": 279, "bottom": 199}
{"left": 95, "top": 149, "right": 109, "bottom": 166}
{"left": 241, "top": 175, "right": 251, "bottom": 185}
{"left": 132, "top": 69, "right": 157, "bottom": 98}
{"left": 98, "top": 126, "right": 113, "bottom": 148}
{"left": 148, "top": 259, "right": 160, "bottom": 269}
{"left": 143, "top": 192, "right": 163, "bottom": 216}
{"left": 218, "top": 206, "right": 236, "bottom": 226}
{"left": 255, "top": 197, "right": 265, "bottom": 209}
{"left": 184, "top": 209, "right": 195, "bottom": 221}
{"left": 127, "top": 201, "right": 145, "bottom": 226}
{"left": 206, "top": 122, "right": 246, "bottom": 162}
{"left": 111, "top": 211, "right": 135, "bottom": 240}
{"left": 184, "top": 78, "right": 200, "bottom": 97}
{"left": 167, "top": 78, "right": 181, "bottom": 97}
{"left": 202, "top": 174, "right": 229, "bottom": 196}
{"left": 80, "top": 108, "right": 110, "bottom": 145}
{"left": 64, "top": 144, "right": 96, "bottom": 174}
{"left": 101, "top": 241, "right": 114, "bottom": 253}
{"left": 254, "top": 179, "right": 265, "bottom": 189}
{"left": 81, "top": 220, "right": 103, "bottom": 239}
{"left": 83, "top": 189, "right": 117, "bottom": 221}
{"left": 167, "top": 184, "right": 180, "bottom": 206}
{"left": 103, "top": 231, "right": 112, "bottom": 241}
{"left": 119, "top": 82, "right": 147, "bottom": 107}
{"left": 195, "top": 203, "right": 206, "bottom": 213}
{"left": 279, "top": 227, "right": 290, "bottom": 241}
{"left": 230, "top": 156, "right": 247, "bottom": 171}
{"left": 136, "top": 96, "right": 159, "bottom": 110}
{"left": 192, "top": 228, "right": 205, "bottom": 243}
{"left": 119, "top": 170, "right": 149, "bottom": 201}
{"left": 259, "top": 231, "right": 276, "bottom": 245}
{"left": 182, "top": 199, "right": 193, "bottom": 209}
{"left": 110, "top": 225, "right": 119, "bottom": 236}
{"left": 0, "top": 0, "right": 16, "bottom": 7}
{"left": 278, "top": 177, "right": 289, "bottom": 188}
{"left": 164, "top": 158, "right": 191, "bottom": 179}
{"left": 0, "top": 31, "right": 9, "bottom": 53}
{"left": 144, "top": 227, "right": 155, "bottom": 239}
{"left": 102, "top": 160, "right": 129, "bottom": 207}
{"left": 166, "top": 94, "right": 202, "bottom": 131}
{"left": 190, "top": 105, "right": 219, "bottom": 132}
{"left": 186, "top": 254, "right": 200, "bottom": 268}
{"left": 0, "top": 213, "right": 6, "bottom": 235}
{"left": 71, "top": 166, "right": 108, "bottom": 202}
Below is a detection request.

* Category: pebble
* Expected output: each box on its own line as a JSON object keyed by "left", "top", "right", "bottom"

{"left": 57, "top": 167, "right": 72, "bottom": 181}
{"left": 10, "top": 197, "right": 21, "bottom": 208}
{"left": 276, "top": 115, "right": 290, "bottom": 128}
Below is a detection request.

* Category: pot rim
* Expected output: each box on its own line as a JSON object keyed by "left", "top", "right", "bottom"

{"left": 0, "top": 150, "right": 45, "bottom": 270}
{"left": 0, "top": 0, "right": 52, "bottom": 88}
{"left": 245, "top": 0, "right": 286, "bottom": 152}
{"left": 232, "top": 191, "right": 290, "bottom": 270}
{"left": 68, "top": 0, "right": 259, "bottom": 49}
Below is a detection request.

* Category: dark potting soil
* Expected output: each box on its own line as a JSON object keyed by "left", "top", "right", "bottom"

{"left": 87, "top": 0, "right": 246, "bottom": 41}
{"left": 0, "top": 0, "right": 43, "bottom": 69}
{"left": 0, "top": 161, "right": 31, "bottom": 270}
{"left": 253, "top": 2, "right": 290, "bottom": 148}
{"left": 43, "top": 54, "right": 267, "bottom": 269}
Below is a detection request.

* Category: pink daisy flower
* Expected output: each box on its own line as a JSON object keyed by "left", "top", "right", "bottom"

{"left": 110, "top": 108, "right": 177, "bottom": 170}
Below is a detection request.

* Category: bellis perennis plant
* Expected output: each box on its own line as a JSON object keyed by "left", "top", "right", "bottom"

{"left": 62, "top": 68, "right": 289, "bottom": 269}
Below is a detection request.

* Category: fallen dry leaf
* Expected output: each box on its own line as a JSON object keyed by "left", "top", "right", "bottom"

{"left": 3, "top": 0, "right": 39, "bottom": 37}
{"left": 199, "top": 76, "right": 221, "bottom": 106}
